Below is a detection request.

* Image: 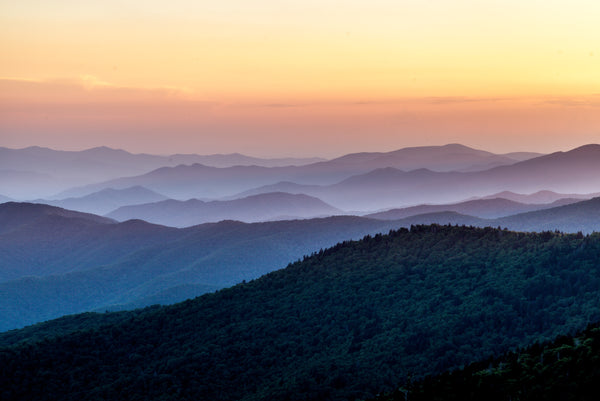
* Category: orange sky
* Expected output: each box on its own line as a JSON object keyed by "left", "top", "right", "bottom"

{"left": 1, "top": 1, "right": 599, "bottom": 156}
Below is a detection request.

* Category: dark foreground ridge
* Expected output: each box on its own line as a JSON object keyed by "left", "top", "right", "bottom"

{"left": 1, "top": 225, "right": 600, "bottom": 400}
{"left": 372, "top": 322, "right": 600, "bottom": 401}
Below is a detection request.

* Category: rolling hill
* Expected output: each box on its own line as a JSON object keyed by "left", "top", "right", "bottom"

{"left": 0, "top": 203, "right": 400, "bottom": 330}
{"left": 479, "top": 190, "right": 600, "bottom": 204}
{"left": 366, "top": 197, "right": 580, "bottom": 220}
{"left": 495, "top": 196, "right": 600, "bottom": 234}
{"left": 34, "top": 186, "right": 169, "bottom": 215}
{"left": 0, "top": 201, "right": 114, "bottom": 235}
{"left": 105, "top": 192, "right": 342, "bottom": 226}
{"left": 0, "top": 203, "right": 177, "bottom": 281}
{"left": 1, "top": 225, "right": 599, "bottom": 400}
{"left": 382, "top": 197, "right": 600, "bottom": 234}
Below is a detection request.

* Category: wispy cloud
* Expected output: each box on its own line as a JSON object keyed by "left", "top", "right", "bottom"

{"left": 539, "top": 95, "right": 600, "bottom": 107}
{"left": 0, "top": 76, "right": 195, "bottom": 102}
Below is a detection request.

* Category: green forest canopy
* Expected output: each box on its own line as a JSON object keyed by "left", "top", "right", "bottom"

{"left": 1, "top": 225, "right": 600, "bottom": 401}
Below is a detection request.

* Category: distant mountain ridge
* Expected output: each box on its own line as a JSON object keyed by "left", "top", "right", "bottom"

{"left": 235, "top": 145, "right": 600, "bottom": 210}
{"left": 305, "top": 143, "right": 534, "bottom": 173}
{"left": 105, "top": 192, "right": 342, "bottom": 227}
{"left": 379, "top": 197, "right": 600, "bottom": 235}
{"left": 0, "top": 146, "right": 324, "bottom": 199}
{"left": 367, "top": 197, "right": 581, "bottom": 220}
{"left": 495, "top": 196, "right": 600, "bottom": 233}
{"left": 34, "top": 186, "right": 169, "bottom": 215}
{"left": 49, "top": 143, "right": 547, "bottom": 201}
{"left": 478, "top": 189, "right": 600, "bottom": 204}
{"left": 0, "top": 202, "right": 114, "bottom": 236}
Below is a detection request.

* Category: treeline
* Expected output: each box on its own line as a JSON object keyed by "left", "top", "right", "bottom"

{"left": 1, "top": 225, "right": 600, "bottom": 400}
{"left": 373, "top": 322, "right": 600, "bottom": 401}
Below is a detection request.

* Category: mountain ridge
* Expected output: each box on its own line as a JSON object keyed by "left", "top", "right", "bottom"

{"left": 367, "top": 197, "right": 582, "bottom": 220}
{"left": 233, "top": 144, "right": 600, "bottom": 210}
{"left": 33, "top": 186, "right": 169, "bottom": 215}
{"left": 48, "top": 143, "right": 550, "bottom": 201}
{"left": 0, "top": 203, "right": 402, "bottom": 330}
{"left": 2, "top": 225, "right": 599, "bottom": 400}
{"left": 105, "top": 191, "right": 342, "bottom": 227}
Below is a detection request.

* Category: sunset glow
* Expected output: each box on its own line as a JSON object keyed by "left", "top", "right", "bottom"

{"left": 2, "top": 0, "right": 599, "bottom": 156}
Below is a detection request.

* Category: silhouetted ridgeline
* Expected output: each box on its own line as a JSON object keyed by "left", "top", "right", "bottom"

{"left": 1, "top": 225, "right": 600, "bottom": 400}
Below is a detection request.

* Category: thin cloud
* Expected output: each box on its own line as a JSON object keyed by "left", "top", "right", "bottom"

{"left": 0, "top": 76, "right": 195, "bottom": 102}
{"left": 540, "top": 95, "right": 600, "bottom": 107}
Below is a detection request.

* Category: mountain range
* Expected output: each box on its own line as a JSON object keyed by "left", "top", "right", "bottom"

{"left": 2, "top": 194, "right": 600, "bottom": 331}
{"left": 0, "top": 146, "right": 323, "bottom": 199}
{"left": 477, "top": 189, "right": 600, "bottom": 204}
{"left": 366, "top": 197, "right": 581, "bottom": 220}
{"left": 1, "top": 225, "right": 599, "bottom": 400}
{"left": 373, "top": 197, "right": 600, "bottom": 235}
{"left": 105, "top": 192, "right": 342, "bottom": 227}
{"left": 33, "top": 186, "right": 170, "bottom": 215}
{"left": 35, "top": 143, "right": 546, "bottom": 202}
{"left": 4, "top": 144, "right": 598, "bottom": 213}
{"left": 236, "top": 145, "right": 600, "bottom": 210}
{"left": 0, "top": 202, "right": 400, "bottom": 331}
{"left": 1, "top": 142, "right": 599, "bottom": 400}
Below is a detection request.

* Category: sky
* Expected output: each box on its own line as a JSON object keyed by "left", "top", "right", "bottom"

{"left": 1, "top": 0, "right": 599, "bottom": 157}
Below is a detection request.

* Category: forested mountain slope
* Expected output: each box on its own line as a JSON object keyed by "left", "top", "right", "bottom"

{"left": 1, "top": 225, "right": 599, "bottom": 401}
{"left": 373, "top": 323, "right": 600, "bottom": 401}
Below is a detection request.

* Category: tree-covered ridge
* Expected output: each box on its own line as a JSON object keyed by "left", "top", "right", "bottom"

{"left": 1, "top": 225, "right": 600, "bottom": 401}
{"left": 373, "top": 322, "right": 600, "bottom": 401}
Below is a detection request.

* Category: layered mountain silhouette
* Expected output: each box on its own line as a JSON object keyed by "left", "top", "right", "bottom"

{"left": 0, "top": 202, "right": 401, "bottom": 331}
{"left": 35, "top": 186, "right": 169, "bottom": 215}
{"left": 0, "top": 146, "right": 323, "bottom": 199}
{"left": 2, "top": 195, "right": 599, "bottom": 331}
{"left": 2, "top": 142, "right": 599, "bottom": 401}
{"left": 300, "top": 143, "right": 540, "bottom": 173}
{"left": 236, "top": 145, "right": 600, "bottom": 210}
{"left": 381, "top": 197, "right": 600, "bottom": 234}
{"left": 495, "top": 196, "right": 600, "bottom": 233}
{"left": 106, "top": 192, "right": 342, "bottom": 227}
{"left": 478, "top": 189, "right": 600, "bottom": 204}
{"left": 52, "top": 144, "right": 545, "bottom": 201}
{"left": 367, "top": 197, "right": 580, "bottom": 220}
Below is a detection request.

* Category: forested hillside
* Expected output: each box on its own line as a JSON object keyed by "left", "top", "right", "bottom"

{"left": 373, "top": 322, "right": 600, "bottom": 401}
{"left": 1, "top": 225, "right": 600, "bottom": 401}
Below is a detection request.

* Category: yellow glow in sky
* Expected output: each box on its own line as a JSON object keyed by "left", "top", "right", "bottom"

{"left": 1, "top": 1, "right": 599, "bottom": 155}
{"left": 3, "top": 0, "right": 600, "bottom": 99}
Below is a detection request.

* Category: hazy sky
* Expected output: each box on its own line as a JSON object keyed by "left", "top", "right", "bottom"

{"left": 1, "top": 0, "right": 599, "bottom": 157}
